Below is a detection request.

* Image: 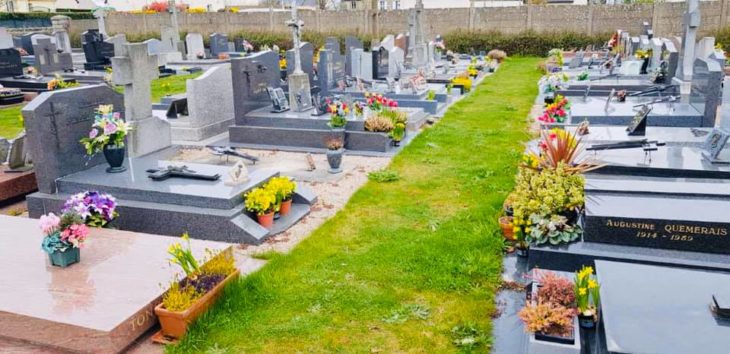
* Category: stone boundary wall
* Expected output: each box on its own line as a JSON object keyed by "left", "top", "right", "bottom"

{"left": 89, "top": 2, "right": 729, "bottom": 39}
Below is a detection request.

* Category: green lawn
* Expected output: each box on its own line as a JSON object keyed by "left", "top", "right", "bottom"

{"left": 123, "top": 72, "right": 201, "bottom": 103}
{"left": 0, "top": 105, "right": 24, "bottom": 139}
{"left": 170, "top": 57, "right": 542, "bottom": 353}
{"left": 0, "top": 72, "right": 201, "bottom": 138}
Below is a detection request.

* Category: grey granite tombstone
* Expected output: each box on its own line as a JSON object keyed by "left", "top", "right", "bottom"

{"left": 351, "top": 48, "right": 364, "bottom": 78}
{"left": 630, "top": 37, "right": 640, "bottom": 55}
{"left": 650, "top": 38, "right": 663, "bottom": 70}
{"left": 144, "top": 38, "right": 162, "bottom": 56}
{"left": 709, "top": 49, "right": 726, "bottom": 70}
{"left": 639, "top": 35, "right": 650, "bottom": 50}
{"left": 105, "top": 34, "right": 127, "bottom": 56}
{"left": 52, "top": 29, "right": 71, "bottom": 54}
{"left": 186, "top": 32, "right": 205, "bottom": 60}
{"left": 0, "top": 28, "right": 14, "bottom": 50}
{"left": 641, "top": 21, "right": 653, "bottom": 39}
{"left": 6, "top": 132, "right": 28, "bottom": 170}
{"left": 0, "top": 48, "right": 22, "bottom": 77}
{"left": 286, "top": 42, "right": 314, "bottom": 83}
{"left": 695, "top": 37, "right": 715, "bottom": 59}
{"left": 345, "top": 36, "right": 363, "bottom": 77}
{"left": 662, "top": 39, "right": 679, "bottom": 80}
{"left": 231, "top": 50, "right": 281, "bottom": 120}
{"left": 689, "top": 57, "right": 723, "bottom": 127}
{"left": 174, "top": 64, "right": 234, "bottom": 141}
{"left": 20, "top": 33, "right": 38, "bottom": 55}
{"left": 395, "top": 34, "right": 407, "bottom": 53}
{"left": 33, "top": 38, "right": 72, "bottom": 75}
{"left": 30, "top": 34, "right": 55, "bottom": 46}
{"left": 317, "top": 49, "right": 333, "bottom": 95}
{"left": 325, "top": 37, "right": 340, "bottom": 55}
{"left": 381, "top": 34, "right": 395, "bottom": 51}
{"left": 112, "top": 42, "right": 171, "bottom": 157}
{"left": 408, "top": 0, "right": 428, "bottom": 69}
{"left": 676, "top": 0, "right": 700, "bottom": 82}
{"left": 209, "top": 33, "right": 228, "bottom": 58}
{"left": 389, "top": 47, "right": 404, "bottom": 78}
{"left": 0, "top": 138, "right": 8, "bottom": 163}
{"left": 160, "top": 25, "right": 178, "bottom": 53}
{"left": 22, "top": 85, "right": 124, "bottom": 193}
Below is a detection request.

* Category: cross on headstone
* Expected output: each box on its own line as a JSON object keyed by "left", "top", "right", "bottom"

{"left": 676, "top": 0, "right": 700, "bottom": 82}
{"left": 93, "top": 8, "right": 108, "bottom": 38}
{"left": 287, "top": 4, "right": 304, "bottom": 74}
{"left": 112, "top": 42, "right": 171, "bottom": 157}
{"left": 43, "top": 102, "right": 64, "bottom": 148}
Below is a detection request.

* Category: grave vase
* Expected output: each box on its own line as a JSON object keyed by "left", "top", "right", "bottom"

{"left": 103, "top": 144, "right": 126, "bottom": 173}
{"left": 327, "top": 148, "right": 344, "bottom": 174}
{"left": 49, "top": 247, "right": 80, "bottom": 268}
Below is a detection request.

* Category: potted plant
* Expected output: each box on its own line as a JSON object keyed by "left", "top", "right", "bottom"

{"left": 40, "top": 212, "right": 90, "bottom": 268}
{"left": 265, "top": 176, "right": 296, "bottom": 217}
{"left": 244, "top": 187, "right": 277, "bottom": 228}
{"left": 514, "top": 228, "right": 529, "bottom": 258}
{"left": 574, "top": 266, "right": 601, "bottom": 329}
{"left": 499, "top": 215, "right": 514, "bottom": 241}
{"left": 62, "top": 191, "right": 118, "bottom": 228}
{"left": 155, "top": 234, "right": 240, "bottom": 340}
{"left": 325, "top": 137, "right": 344, "bottom": 174}
{"left": 390, "top": 122, "right": 405, "bottom": 146}
{"left": 519, "top": 302, "right": 576, "bottom": 344}
{"left": 526, "top": 214, "right": 582, "bottom": 246}
{"left": 79, "top": 105, "right": 131, "bottom": 173}
{"left": 327, "top": 98, "right": 349, "bottom": 130}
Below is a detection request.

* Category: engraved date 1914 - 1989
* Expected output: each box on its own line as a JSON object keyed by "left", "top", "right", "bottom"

{"left": 606, "top": 219, "right": 729, "bottom": 243}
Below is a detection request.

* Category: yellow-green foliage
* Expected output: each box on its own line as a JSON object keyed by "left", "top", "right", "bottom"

{"left": 512, "top": 164, "right": 584, "bottom": 229}
{"left": 244, "top": 187, "right": 277, "bottom": 215}
{"left": 265, "top": 176, "right": 297, "bottom": 202}
{"left": 200, "top": 249, "right": 237, "bottom": 277}
{"left": 162, "top": 281, "right": 201, "bottom": 312}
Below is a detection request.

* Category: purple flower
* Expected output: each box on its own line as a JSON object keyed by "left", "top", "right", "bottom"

{"left": 89, "top": 128, "right": 98, "bottom": 139}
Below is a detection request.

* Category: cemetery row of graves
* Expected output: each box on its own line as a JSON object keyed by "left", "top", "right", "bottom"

{"left": 2, "top": 0, "right": 730, "bottom": 351}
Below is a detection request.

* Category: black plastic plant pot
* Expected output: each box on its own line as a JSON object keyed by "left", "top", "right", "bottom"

{"left": 578, "top": 314, "right": 597, "bottom": 329}
{"left": 535, "top": 330, "right": 575, "bottom": 345}
{"left": 544, "top": 92, "right": 555, "bottom": 104}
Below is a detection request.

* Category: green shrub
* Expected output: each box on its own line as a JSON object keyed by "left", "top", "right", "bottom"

{"left": 0, "top": 12, "right": 94, "bottom": 20}
{"left": 368, "top": 169, "right": 400, "bottom": 183}
{"left": 443, "top": 30, "right": 610, "bottom": 57}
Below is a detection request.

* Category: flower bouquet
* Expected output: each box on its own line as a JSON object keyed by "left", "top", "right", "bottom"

{"left": 40, "top": 212, "right": 90, "bottom": 268}
{"left": 46, "top": 74, "right": 79, "bottom": 91}
{"left": 63, "top": 191, "right": 118, "bottom": 228}
{"left": 537, "top": 96, "right": 570, "bottom": 124}
{"left": 574, "top": 266, "right": 601, "bottom": 328}
{"left": 364, "top": 92, "right": 398, "bottom": 113}
{"left": 79, "top": 105, "right": 130, "bottom": 173}
{"left": 326, "top": 97, "right": 349, "bottom": 130}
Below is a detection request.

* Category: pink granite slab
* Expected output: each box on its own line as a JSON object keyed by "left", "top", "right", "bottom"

{"left": 0, "top": 215, "right": 233, "bottom": 353}
{"left": 0, "top": 166, "right": 37, "bottom": 202}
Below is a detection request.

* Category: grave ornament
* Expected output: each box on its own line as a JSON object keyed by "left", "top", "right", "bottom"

{"left": 225, "top": 160, "right": 249, "bottom": 186}
{"left": 146, "top": 165, "right": 221, "bottom": 182}
{"left": 267, "top": 87, "right": 290, "bottom": 113}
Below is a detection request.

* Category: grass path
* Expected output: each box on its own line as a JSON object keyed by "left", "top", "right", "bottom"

{"left": 171, "top": 57, "right": 542, "bottom": 353}
{"left": 0, "top": 105, "right": 24, "bottom": 139}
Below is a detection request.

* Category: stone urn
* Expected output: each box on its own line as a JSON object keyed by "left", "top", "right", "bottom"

{"left": 327, "top": 148, "right": 344, "bottom": 174}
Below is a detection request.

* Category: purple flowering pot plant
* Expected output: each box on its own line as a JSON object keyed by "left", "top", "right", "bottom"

{"left": 79, "top": 104, "right": 131, "bottom": 173}
{"left": 63, "top": 191, "right": 119, "bottom": 228}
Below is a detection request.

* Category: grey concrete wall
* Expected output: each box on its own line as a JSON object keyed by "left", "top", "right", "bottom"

{"left": 92, "top": 2, "right": 730, "bottom": 40}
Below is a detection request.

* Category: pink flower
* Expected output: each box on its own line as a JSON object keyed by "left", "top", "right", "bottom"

{"left": 39, "top": 213, "right": 60, "bottom": 234}
{"left": 104, "top": 123, "right": 118, "bottom": 135}
{"left": 89, "top": 128, "right": 98, "bottom": 139}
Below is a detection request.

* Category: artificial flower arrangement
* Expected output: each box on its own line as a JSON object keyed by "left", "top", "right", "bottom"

{"left": 634, "top": 49, "right": 651, "bottom": 60}
{"left": 63, "top": 191, "right": 118, "bottom": 228}
{"left": 547, "top": 48, "right": 564, "bottom": 67}
{"left": 244, "top": 176, "right": 297, "bottom": 228}
{"left": 539, "top": 73, "right": 569, "bottom": 94}
{"left": 574, "top": 266, "right": 601, "bottom": 328}
{"left": 537, "top": 96, "right": 570, "bottom": 124}
{"left": 79, "top": 105, "right": 131, "bottom": 156}
{"left": 326, "top": 97, "right": 349, "bottom": 129}
{"left": 156, "top": 233, "right": 239, "bottom": 339}
{"left": 47, "top": 74, "right": 79, "bottom": 91}
{"left": 451, "top": 74, "right": 472, "bottom": 92}
{"left": 353, "top": 101, "right": 365, "bottom": 118}
{"left": 364, "top": 92, "right": 398, "bottom": 113}
{"left": 40, "top": 212, "right": 90, "bottom": 268}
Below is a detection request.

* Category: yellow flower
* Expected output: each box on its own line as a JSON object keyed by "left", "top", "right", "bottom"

{"left": 513, "top": 226, "right": 520, "bottom": 233}
{"left": 182, "top": 232, "right": 190, "bottom": 242}
{"left": 588, "top": 279, "right": 598, "bottom": 289}
{"left": 578, "top": 287, "right": 587, "bottom": 296}
{"left": 524, "top": 227, "right": 531, "bottom": 233}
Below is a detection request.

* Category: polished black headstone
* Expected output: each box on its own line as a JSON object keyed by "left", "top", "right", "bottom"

{"left": 209, "top": 33, "right": 228, "bottom": 58}
{"left": 0, "top": 48, "right": 22, "bottom": 77}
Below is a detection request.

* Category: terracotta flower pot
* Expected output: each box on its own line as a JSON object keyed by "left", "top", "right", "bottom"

{"left": 499, "top": 216, "right": 515, "bottom": 241}
{"left": 257, "top": 211, "right": 275, "bottom": 229}
{"left": 155, "top": 269, "right": 240, "bottom": 340}
{"left": 279, "top": 199, "right": 292, "bottom": 216}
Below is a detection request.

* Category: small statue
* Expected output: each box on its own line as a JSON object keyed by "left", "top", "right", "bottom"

{"left": 225, "top": 160, "right": 249, "bottom": 186}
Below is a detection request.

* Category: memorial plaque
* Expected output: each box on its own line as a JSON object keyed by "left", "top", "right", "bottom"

{"left": 626, "top": 105, "right": 652, "bottom": 136}
{"left": 702, "top": 128, "right": 730, "bottom": 162}
{"left": 584, "top": 194, "right": 730, "bottom": 254}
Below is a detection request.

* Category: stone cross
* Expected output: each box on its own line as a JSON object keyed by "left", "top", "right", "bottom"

{"left": 112, "top": 43, "right": 171, "bottom": 157}
{"left": 286, "top": 4, "right": 304, "bottom": 74}
{"left": 93, "top": 8, "right": 107, "bottom": 38}
{"left": 676, "top": 0, "right": 700, "bottom": 82}
{"left": 409, "top": 0, "right": 427, "bottom": 69}
{"left": 168, "top": 0, "right": 180, "bottom": 38}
